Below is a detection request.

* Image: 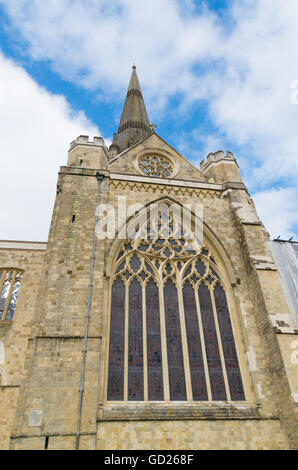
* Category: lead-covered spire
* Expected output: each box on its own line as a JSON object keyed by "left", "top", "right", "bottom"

{"left": 110, "top": 66, "right": 151, "bottom": 153}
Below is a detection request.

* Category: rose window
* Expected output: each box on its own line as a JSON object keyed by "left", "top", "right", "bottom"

{"left": 138, "top": 154, "right": 173, "bottom": 177}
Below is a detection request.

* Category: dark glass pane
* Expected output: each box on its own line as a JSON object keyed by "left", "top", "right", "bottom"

{"left": 107, "top": 278, "right": 125, "bottom": 400}
{"left": 130, "top": 253, "right": 141, "bottom": 273}
{"left": 214, "top": 284, "right": 245, "bottom": 401}
{"left": 146, "top": 279, "right": 163, "bottom": 400}
{"left": 184, "top": 265, "right": 192, "bottom": 278}
{"left": 115, "top": 261, "right": 125, "bottom": 273}
{"left": 195, "top": 259, "right": 206, "bottom": 277}
{"left": 183, "top": 281, "right": 207, "bottom": 400}
{"left": 128, "top": 278, "right": 143, "bottom": 400}
{"left": 198, "top": 283, "right": 226, "bottom": 400}
{"left": 164, "top": 279, "right": 186, "bottom": 400}
{"left": 210, "top": 267, "right": 220, "bottom": 279}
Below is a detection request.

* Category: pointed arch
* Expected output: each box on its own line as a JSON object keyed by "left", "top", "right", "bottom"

{"left": 105, "top": 195, "right": 237, "bottom": 286}
{"left": 104, "top": 196, "right": 246, "bottom": 403}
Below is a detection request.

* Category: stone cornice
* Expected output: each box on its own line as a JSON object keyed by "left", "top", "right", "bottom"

{"left": 110, "top": 172, "right": 222, "bottom": 190}
{"left": 0, "top": 240, "right": 47, "bottom": 251}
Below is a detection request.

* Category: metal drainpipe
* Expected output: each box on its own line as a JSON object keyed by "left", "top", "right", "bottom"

{"left": 75, "top": 172, "right": 104, "bottom": 450}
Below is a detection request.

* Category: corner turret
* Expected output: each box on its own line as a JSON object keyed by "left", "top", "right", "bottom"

{"left": 200, "top": 150, "right": 243, "bottom": 184}
{"left": 67, "top": 135, "right": 109, "bottom": 169}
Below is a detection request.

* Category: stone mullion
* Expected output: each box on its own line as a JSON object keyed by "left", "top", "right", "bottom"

{"left": 124, "top": 281, "right": 129, "bottom": 402}
{"left": 194, "top": 287, "right": 212, "bottom": 402}
{"left": 0, "top": 270, "right": 6, "bottom": 294}
{"left": 142, "top": 284, "right": 148, "bottom": 402}
{"left": 177, "top": 275, "right": 193, "bottom": 402}
{"left": 0, "top": 270, "right": 7, "bottom": 320}
{"left": 159, "top": 280, "right": 170, "bottom": 402}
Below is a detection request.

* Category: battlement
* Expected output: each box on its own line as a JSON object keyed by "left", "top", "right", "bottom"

{"left": 200, "top": 150, "right": 238, "bottom": 172}
{"left": 69, "top": 135, "right": 108, "bottom": 154}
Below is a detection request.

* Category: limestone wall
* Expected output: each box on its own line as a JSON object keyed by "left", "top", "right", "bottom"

{"left": 0, "top": 243, "right": 46, "bottom": 449}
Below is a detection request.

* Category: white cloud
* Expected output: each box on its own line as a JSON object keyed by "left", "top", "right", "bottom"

{"left": 0, "top": 0, "right": 222, "bottom": 112}
{"left": 202, "top": 0, "right": 298, "bottom": 191}
{"left": 253, "top": 187, "right": 298, "bottom": 240}
{"left": 0, "top": 0, "right": 297, "bottom": 238}
{"left": 0, "top": 52, "right": 100, "bottom": 240}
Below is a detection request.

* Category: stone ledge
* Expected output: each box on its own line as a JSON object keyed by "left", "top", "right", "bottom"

{"left": 0, "top": 321, "right": 13, "bottom": 328}
{"left": 0, "top": 240, "right": 47, "bottom": 251}
{"left": 10, "top": 431, "right": 96, "bottom": 440}
{"left": 231, "top": 203, "right": 262, "bottom": 225}
{"left": 0, "top": 384, "right": 20, "bottom": 389}
{"left": 222, "top": 182, "right": 247, "bottom": 191}
{"left": 269, "top": 314, "right": 298, "bottom": 334}
{"left": 110, "top": 172, "right": 222, "bottom": 190}
{"left": 250, "top": 255, "right": 277, "bottom": 271}
{"left": 98, "top": 403, "right": 262, "bottom": 421}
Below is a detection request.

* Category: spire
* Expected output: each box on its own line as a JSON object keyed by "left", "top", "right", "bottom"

{"left": 110, "top": 66, "right": 151, "bottom": 154}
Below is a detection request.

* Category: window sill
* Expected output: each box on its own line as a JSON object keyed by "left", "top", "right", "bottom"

{"left": 0, "top": 320, "right": 13, "bottom": 328}
{"left": 98, "top": 402, "right": 262, "bottom": 421}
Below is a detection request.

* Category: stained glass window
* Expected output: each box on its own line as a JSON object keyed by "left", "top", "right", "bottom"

{"left": 146, "top": 279, "right": 163, "bottom": 400}
{"left": 0, "top": 270, "right": 23, "bottom": 321}
{"left": 107, "top": 278, "right": 125, "bottom": 400}
{"left": 107, "top": 211, "right": 245, "bottom": 404}
{"left": 164, "top": 279, "right": 186, "bottom": 400}
{"left": 199, "top": 283, "right": 226, "bottom": 400}
{"left": 214, "top": 284, "right": 245, "bottom": 401}
{"left": 183, "top": 281, "right": 207, "bottom": 400}
{"left": 128, "top": 279, "right": 143, "bottom": 400}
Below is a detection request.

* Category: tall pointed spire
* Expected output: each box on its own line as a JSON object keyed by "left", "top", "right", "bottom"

{"left": 110, "top": 66, "right": 151, "bottom": 154}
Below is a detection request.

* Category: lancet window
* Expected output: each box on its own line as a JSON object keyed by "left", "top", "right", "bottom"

{"left": 0, "top": 269, "right": 23, "bottom": 321}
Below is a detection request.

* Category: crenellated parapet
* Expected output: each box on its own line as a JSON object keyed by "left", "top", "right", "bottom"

{"left": 69, "top": 135, "right": 108, "bottom": 152}
{"left": 68, "top": 135, "right": 109, "bottom": 169}
{"left": 200, "top": 150, "right": 242, "bottom": 184}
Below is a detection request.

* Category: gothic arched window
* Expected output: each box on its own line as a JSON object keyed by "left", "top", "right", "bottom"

{"left": 106, "top": 212, "right": 245, "bottom": 403}
{"left": 0, "top": 269, "right": 23, "bottom": 322}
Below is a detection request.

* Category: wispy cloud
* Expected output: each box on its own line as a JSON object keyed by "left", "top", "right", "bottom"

{"left": 0, "top": 51, "right": 100, "bottom": 240}
{"left": 0, "top": 0, "right": 297, "bottom": 238}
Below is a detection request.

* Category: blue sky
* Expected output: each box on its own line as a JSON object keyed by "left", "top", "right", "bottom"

{"left": 0, "top": 0, "right": 297, "bottom": 241}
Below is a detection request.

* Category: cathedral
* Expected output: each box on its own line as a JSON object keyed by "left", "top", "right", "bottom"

{"left": 0, "top": 66, "right": 297, "bottom": 450}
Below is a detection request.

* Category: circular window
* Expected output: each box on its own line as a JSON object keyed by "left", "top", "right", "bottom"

{"left": 138, "top": 154, "right": 173, "bottom": 178}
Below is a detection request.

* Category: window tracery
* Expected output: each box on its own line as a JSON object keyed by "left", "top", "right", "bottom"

{"left": 107, "top": 212, "right": 245, "bottom": 403}
{"left": 138, "top": 154, "right": 173, "bottom": 178}
{"left": 0, "top": 269, "right": 23, "bottom": 321}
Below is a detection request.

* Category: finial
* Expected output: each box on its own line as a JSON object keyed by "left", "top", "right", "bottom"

{"left": 132, "top": 64, "right": 136, "bottom": 69}
{"left": 150, "top": 123, "right": 157, "bottom": 134}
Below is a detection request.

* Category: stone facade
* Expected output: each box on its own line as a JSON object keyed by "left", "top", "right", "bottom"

{"left": 0, "top": 242, "right": 46, "bottom": 449}
{"left": 0, "top": 69, "right": 297, "bottom": 450}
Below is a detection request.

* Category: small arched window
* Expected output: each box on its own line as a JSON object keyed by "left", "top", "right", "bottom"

{"left": 0, "top": 269, "right": 23, "bottom": 321}
{"left": 106, "top": 210, "right": 245, "bottom": 403}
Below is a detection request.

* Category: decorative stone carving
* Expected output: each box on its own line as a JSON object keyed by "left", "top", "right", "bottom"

{"left": 138, "top": 154, "right": 173, "bottom": 177}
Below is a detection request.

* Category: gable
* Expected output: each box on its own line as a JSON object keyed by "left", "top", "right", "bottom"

{"left": 109, "top": 133, "right": 206, "bottom": 182}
